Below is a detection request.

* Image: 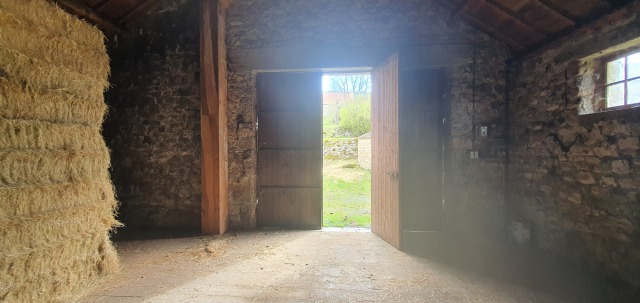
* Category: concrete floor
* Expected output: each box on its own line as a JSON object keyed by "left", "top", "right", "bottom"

{"left": 84, "top": 230, "right": 568, "bottom": 303}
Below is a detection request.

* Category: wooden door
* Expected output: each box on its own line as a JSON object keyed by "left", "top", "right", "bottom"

{"left": 399, "top": 69, "right": 443, "bottom": 253}
{"left": 371, "top": 53, "right": 401, "bottom": 248}
{"left": 256, "top": 72, "right": 323, "bottom": 229}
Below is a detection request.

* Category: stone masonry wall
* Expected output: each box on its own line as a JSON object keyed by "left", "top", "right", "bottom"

{"left": 509, "top": 2, "right": 640, "bottom": 286}
{"left": 226, "top": 0, "right": 510, "bottom": 232}
{"left": 358, "top": 138, "right": 372, "bottom": 170}
{"left": 323, "top": 138, "right": 357, "bottom": 159}
{"left": 103, "top": 0, "right": 201, "bottom": 231}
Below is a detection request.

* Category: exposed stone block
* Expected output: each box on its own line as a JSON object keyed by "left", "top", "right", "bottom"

{"left": 612, "top": 160, "right": 631, "bottom": 175}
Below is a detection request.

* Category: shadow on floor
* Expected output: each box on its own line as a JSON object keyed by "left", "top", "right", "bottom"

{"left": 405, "top": 234, "right": 640, "bottom": 303}
{"left": 110, "top": 227, "right": 201, "bottom": 242}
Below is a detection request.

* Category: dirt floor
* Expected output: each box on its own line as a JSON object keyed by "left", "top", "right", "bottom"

{"left": 83, "top": 230, "right": 573, "bottom": 303}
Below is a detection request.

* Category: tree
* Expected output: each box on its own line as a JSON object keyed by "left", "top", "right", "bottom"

{"left": 329, "top": 74, "right": 371, "bottom": 94}
{"left": 326, "top": 74, "right": 372, "bottom": 127}
{"left": 338, "top": 93, "right": 371, "bottom": 137}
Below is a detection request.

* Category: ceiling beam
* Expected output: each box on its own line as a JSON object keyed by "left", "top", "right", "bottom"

{"left": 535, "top": 0, "right": 579, "bottom": 23}
{"left": 485, "top": 0, "right": 549, "bottom": 35}
{"left": 447, "top": 0, "right": 471, "bottom": 25}
{"left": 93, "top": 0, "right": 111, "bottom": 11}
{"left": 52, "top": 0, "right": 126, "bottom": 35}
{"left": 117, "top": 0, "right": 155, "bottom": 24}
{"left": 459, "top": 12, "right": 527, "bottom": 51}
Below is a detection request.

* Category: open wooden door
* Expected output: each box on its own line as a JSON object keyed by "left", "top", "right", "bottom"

{"left": 256, "top": 72, "right": 323, "bottom": 229}
{"left": 371, "top": 53, "right": 401, "bottom": 248}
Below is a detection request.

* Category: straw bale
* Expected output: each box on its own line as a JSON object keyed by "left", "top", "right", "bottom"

{"left": 0, "top": 202, "right": 118, "bottom": 256}
{"left": 0, "top": 0, "right": 106, "bottom": 53}
{"left": 0, "top": 13, "right": 109, "bottom": 82}
{"left": 0, "top": 118, "right": 105, "bottom": 151}
{"left": 0, "top": 150, "right": 110, "bottom": 187}
{"left": 0, "top": 79, "right": 106, "bottom": 126}
{"left": 0, "top": 48, "right": 108, "bottom": 100}
{"left": 0, "top": 234, "right": 119, "bottom": 303}
{"left": 0, "top": 180, "right": 115, "bottom": 218}
{"left": 0, "top": 0, "right": 119, "bottom": 301}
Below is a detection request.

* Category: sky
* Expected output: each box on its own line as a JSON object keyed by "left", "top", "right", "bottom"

{"left": 322, "top": 74, "right": 372, "bottom": 93}
{"left": 322, "top": 75, "right": 331, "bottom": 92}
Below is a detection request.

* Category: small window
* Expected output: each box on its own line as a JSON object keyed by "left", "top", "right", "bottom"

{"left": 604, "top": 51, "right": 640, "bottom": 109}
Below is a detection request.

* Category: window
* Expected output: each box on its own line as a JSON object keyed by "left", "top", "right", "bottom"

{"left": 604, "top": 50, "right": 640, "bottom": 108}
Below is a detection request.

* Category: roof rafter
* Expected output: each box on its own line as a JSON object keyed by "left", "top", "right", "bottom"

{"left": 117, "top": 0, "right": 155, "bottom": 24}
{"left": 485, "top": 0, "right": 549, "bottom": 35}
{"left": 52, "top": 0, "right": 126, "bottom": 35}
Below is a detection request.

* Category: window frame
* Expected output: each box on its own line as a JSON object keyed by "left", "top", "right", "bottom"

{"left": 602, "top": 48, "right": 640, "bottom": 111}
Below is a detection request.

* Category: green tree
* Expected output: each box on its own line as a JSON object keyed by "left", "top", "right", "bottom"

{"left": 338, "top": 94, "right": 371, "bottom": 137}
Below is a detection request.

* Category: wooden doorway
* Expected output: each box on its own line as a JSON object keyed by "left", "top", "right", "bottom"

{"left": 256, "top": 72, "right": 323, "bottom": 229}
{"left": 371, "top": 53, "right": 401, "bottom": 248}
{"left": 371, "top": 53, "right": 443, "bottom": 250}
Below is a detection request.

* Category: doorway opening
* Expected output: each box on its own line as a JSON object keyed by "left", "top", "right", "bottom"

{"left": 321, "top": 72, "right": 372, "bottom": 229}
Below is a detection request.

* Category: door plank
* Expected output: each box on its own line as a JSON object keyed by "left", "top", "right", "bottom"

{"left": 371, "top": 53, "right": 401, "bottom": 249}
{"left": 257, "top": 150, "right": 322, "bottom": 187}
{"left": 257, "top": 188, "right": 322, "bottom": 227}
{"left": 256, "top": 72, "right": 323, "bottom": 229}
{"left": 258, "top": 112, "right": 322, "bottom": 149}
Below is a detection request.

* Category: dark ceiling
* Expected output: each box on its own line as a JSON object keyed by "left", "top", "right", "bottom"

{"left": 435, "top": 0, "right": 635, "bottom": 54}
{"left": 53, "top": 0, "right": 635, "bottom": 54}
{"left": 50, "top": 0, "right": 156, "bottom": 35}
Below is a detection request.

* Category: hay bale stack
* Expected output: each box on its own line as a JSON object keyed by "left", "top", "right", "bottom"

{"left": 0, "top": 0, "right": 119, "bottom": 301}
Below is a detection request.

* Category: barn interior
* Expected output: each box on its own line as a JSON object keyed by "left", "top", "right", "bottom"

{"left": 2, "top": 0, "right": 640, "bottom": 302}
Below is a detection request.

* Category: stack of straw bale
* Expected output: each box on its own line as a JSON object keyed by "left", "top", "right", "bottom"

{"left": 0, "top": 0, "right": 120, "bottom": 301}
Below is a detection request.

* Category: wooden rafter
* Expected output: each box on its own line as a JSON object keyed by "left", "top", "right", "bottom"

{"left": 531, "top": 0, "right": 577, "bottom": 27}
{"left": 117, "top": 0, "right": 156, "bottom": 24}
{"left": 459, "top": 11, "right": 527, "bottom": 51}
{"left": 447, "top": 0, "right": 471, "bottom": 25}
{"left": 93, "top": 0, "right": 112, "bottom": 11}
{"left": 535, "top": 0, "right": 580, "bottom": 23}
{"left": 485, "top": 0, "right": 549, "bottom": 35}
{"left": 52, "top": 0, "right": 126, "bottom": 35}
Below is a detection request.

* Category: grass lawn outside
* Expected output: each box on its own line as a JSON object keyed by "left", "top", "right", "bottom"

{"left": 323, "top": 159, "right": 371, "bottom": 228}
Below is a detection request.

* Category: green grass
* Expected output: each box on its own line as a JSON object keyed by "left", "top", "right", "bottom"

{"left": 323, "top": 167, "right": 371, "bottom": 228}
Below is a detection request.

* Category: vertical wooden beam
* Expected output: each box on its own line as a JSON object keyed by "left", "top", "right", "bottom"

{"left": 200, "top": 0, "right": 228, "bottom": 235}
{"left": 216, "top": 0, "right": 229, "bottom": 234}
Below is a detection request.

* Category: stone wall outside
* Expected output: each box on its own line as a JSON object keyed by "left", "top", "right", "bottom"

{"left": 358, "top": 138, "right": 372, "bottom": 170}
{"left": 324, "top": 138, "right": 358, "bottom": 159}
{"left": 509, "top": 2, "right": 640, "bottom": 286}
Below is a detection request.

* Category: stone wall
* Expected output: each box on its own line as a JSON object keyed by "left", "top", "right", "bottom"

{"left": 103, "top": 0, "right": 201, "bottom": 231}
{"left": 323, "top": 138, "right": 357, "bottom": 159}
{"left": 226, "top": 0, "right": 510, "bottom": 232}
{"left": 358, "top": 137, "right": 372, "bottom": 170}
{"left": 509, "top": 2, "right": 640, "bottom": 286}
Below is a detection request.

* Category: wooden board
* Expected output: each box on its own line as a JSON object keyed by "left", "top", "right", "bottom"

{"left": 256, "top": 72, "right": 323, "bottom": 229}
{"left": 257, "top": 188, "right": 322, "bottom": 227}
{"left": 257, "top": 150, "right": 322, "bottom": 187}
{"left": 200, "top": 0, "right": 228, "bottom": 235}
{"left": 257, "top": 112, "right": 321, "bottom": 149}
{"left": 371, "top": 53, "right": 401, "bottom": 249}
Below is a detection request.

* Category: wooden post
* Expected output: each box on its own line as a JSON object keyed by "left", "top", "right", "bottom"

{"left": 200, "top": 0, "right": 228, "bottom": 235}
